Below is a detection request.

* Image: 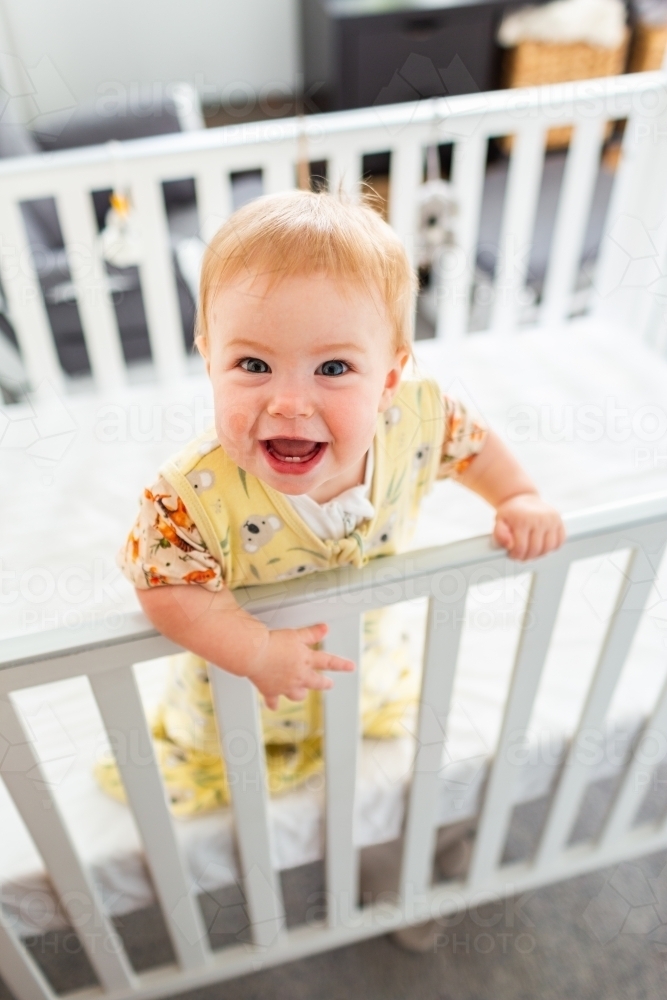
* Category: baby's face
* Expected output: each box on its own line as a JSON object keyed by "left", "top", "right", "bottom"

{"left": 199, "top": 272, "right": 407, "bottom": 503}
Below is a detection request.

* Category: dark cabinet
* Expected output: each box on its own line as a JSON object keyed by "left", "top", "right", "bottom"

{"left": 301, "top": 0, "right": 511, "bottom": 111}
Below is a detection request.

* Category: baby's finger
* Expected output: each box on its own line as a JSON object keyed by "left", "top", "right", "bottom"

{"left": 508, "top": 524, "right": 530, "bottom": 560}
{"left": 264, "top": 695, "right": 279, "bottom": 711}
{"left": 303, "top": 671, "right": 334, "bottom": 692}
{"left": 285, "top": 686, "right": 309, "bottom": 703}
{"left": 525, "top": 528, "right": 546, "bottom": 561}
{"left": 311, "top": 651, "right": 356, "bottom": 673}
{"left": 294, "top": 623, "right": 328, "bottom": 646}
{"left": 542, "top": 527, "right": 561, "bottom": 555}
{"left": 493, "top": 519, "right": 513, "bottom": 550}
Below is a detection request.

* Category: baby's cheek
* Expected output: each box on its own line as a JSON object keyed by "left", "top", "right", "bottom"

{"left": 228, "top": 408, "right": 252, "bottom": 437}
{"left": 214, "top": 399, "right": 255, "bottom": 462}
{"left": 218, "top": 402, "right": 253, "bottom": 439}
{"left": 332, "top": 407, "right": 376, "bottom": 459}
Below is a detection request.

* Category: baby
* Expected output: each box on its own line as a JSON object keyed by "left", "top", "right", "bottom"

{"left": 108, "top": 190, "right": 565, "bottom": 815}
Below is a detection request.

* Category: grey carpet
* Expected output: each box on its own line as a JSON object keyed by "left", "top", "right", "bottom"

{"left": 3, "top": 770, "right": 667, "bottom": 1000}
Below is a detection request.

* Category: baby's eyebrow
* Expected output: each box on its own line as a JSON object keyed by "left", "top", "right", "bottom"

{"left": 224, "top": 337, "right": 365, "bottom": 356}
{"left": 317, "top": 342, "right": 364, "bottom": 355}
{"left": 224, "top": 337, "right": 268, "bottom": 352}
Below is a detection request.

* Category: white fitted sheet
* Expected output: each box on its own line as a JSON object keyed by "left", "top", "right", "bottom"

{"left": 1, "top": 321, "right": 666, "bottom": 935}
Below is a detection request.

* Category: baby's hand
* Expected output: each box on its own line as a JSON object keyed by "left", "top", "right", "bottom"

{"left": 249, "top": 622, "right": 355, "bottom": 710}
{"left": 493, "top": 493, "right": 565, "bottom": 561}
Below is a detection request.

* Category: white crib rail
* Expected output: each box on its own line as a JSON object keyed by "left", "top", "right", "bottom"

{"left": 1, "top": 72, "right": 667, "bottom": 394}
{"left": 88, "top": 667, "right": 210, "bottom": 969}
{"left": 1, "top": 492, "right": 666, "bottom": 1000}
{"left": 208, "top": 669, "right": 287, "bottom": 949}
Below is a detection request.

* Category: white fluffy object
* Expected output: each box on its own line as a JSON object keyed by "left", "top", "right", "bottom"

{"left": 498, "top": 0, "right": 626, "bottom": 48}
{"left": 415, "top": 179, "right": 457, "bottom": 270}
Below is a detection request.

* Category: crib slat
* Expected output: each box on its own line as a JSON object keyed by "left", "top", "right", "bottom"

{"left": 0, "top": 198, "right": 64, "bottom": 391}
{"left": 593, "top": 103, "right": 667, "bottom": 338}
{"left": 534, "top": 536, "right": 667, "bottom": 866}
{"left": 131, "top": 175, "right": 186, "bottom": 380}
{"left": 328, "top": 146, "right": 362, "bottom": 200}
{"left": 591, "top": 114, "right": 643, "bottom": 322}
{"left": 599, "top": 669, "right": 667, "bottom": 847}
{"left": 208, "top": 667, "right": 286, "bottom": 949}
{"left": 388, "top": 139, "right": 424, "bottom": 268}
{"left": 264, "top": 154, "right": 296, "bottom": 195}
{"left": 195, "top": 164, "right": 233, "bottom": 244}
{"left": 541, "top": 118, "right": 606, "bottom": 327}
{"left": 0, "top": 695, "right": 136, "bottom": 991}
{"left": 467, "top": 561, "right": 570, "bottom": 886}
{"left": 89, "top": 666, "right": 210, "bottom": 969}
{"left": 436, "top": 132, "right": 487, "bottom": 342}
{"left": 646, "top": 294, "right": 667, "bottom": 357}
{"left": 490, "top": 124, "right": 546, "bottom": 334}
{"left": 0, "top": 913, "right": 54, "bottom": 1000}
{"left": 56, "top": 186, "right": 127, "bottom": 389}
{"left": 399, "top": 592, "right": 466, "bottom": 898}
{"left": 323, "top": 614, "right": 362, "bottom": 926}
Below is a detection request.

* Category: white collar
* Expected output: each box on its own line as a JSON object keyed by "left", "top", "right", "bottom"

{"left": 284, "top": 446, "right": 375, "bottom": 541}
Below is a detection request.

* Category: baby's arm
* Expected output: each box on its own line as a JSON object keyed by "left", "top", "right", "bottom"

{"left": 138, "top": 584, "right": 354, "bottom": 711}
{"left": 455, "top": 429, "right": 565, "bottom": 560}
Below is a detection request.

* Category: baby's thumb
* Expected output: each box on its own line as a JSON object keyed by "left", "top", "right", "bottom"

{"left": 494, "top": 517, "right": 513, "bottom": 550}
{"left": 295, "top": 622, "right": 328, "bottom": 646}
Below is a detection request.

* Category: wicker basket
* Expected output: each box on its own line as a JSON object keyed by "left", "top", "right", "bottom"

{"left": 500, "top": 30, "right": 630, "bottom": 150}
{"left": 628, "top": 21, "right": 667, "bottom": 71}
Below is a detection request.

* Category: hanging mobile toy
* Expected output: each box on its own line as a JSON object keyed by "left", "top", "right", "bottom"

{"left": 414, "top": 145, "right": 457, "bottom": 271}
{"left": 99, "top": 190, "right": 143, "bottom": 268}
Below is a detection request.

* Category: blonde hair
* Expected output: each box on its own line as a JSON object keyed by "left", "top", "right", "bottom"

{"left": 196, "top": 189, "right": 416, "bottom": 352}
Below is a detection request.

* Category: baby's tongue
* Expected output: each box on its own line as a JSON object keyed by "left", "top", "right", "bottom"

{"left": 270, "top": 438, "right": 318, "bottom": 458}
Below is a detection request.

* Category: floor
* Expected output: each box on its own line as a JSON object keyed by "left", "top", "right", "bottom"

{"left": 5, "top": 850, "right": 666, "bottom": 1000}
{"left": 5, "top": 778, "right": 667, "bottom": 1000}
{"left": 184, "top": 853, "right": 667, "bottom": 1000}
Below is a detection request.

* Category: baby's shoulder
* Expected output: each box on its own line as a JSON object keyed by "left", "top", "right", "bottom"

{"left": 165, "top": 427, "right": 222, "bottom": 477}
{"left": 159, "top": 427, "right": 239, "bottom": 515}
{"left": 389, "top": 376, "right": 443, "bottom": 423}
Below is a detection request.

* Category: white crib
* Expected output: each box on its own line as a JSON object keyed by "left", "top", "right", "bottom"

{"left": 2, "top": 70, "right": 667, "bottom": 999}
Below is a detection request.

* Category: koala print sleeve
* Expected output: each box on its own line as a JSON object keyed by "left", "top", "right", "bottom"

{"left": 437, "top": 395, "right": 488, "bottom": 479}
{"left": 118, "top": 475, "right": 223, "bottom": 591}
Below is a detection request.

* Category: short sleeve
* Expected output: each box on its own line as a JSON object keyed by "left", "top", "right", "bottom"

{"left": 118, "top": 475, "right": 224, "bottom": 591}
{"left": 437, "top": 395, "right": 487, "bottom": 479}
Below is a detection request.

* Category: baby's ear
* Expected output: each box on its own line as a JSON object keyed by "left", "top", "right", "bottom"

{"left": 379, "top": 348, "right": 410, "bottom": 410}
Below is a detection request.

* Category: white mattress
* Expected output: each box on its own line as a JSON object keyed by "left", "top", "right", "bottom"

{"left": 2, "top": 321, "right": 667, "bottom": 935}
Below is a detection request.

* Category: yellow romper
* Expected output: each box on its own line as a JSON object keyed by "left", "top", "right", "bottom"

{"left": 100, "top": 379, "right": 486, "bottom": 816}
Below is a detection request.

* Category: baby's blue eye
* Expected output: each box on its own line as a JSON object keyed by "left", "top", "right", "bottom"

{"left": 240, "top": 358, "right": 271, "bottom": 374}
{"left": 317, "top": 360, "right": 349, "bottom": 377}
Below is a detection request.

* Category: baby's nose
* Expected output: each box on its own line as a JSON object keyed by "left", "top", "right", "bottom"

{"left": 266, "top": 384, "right": 314, "bottom": 419}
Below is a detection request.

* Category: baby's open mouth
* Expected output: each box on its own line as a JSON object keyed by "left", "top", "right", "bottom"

{"left": 261, "top": 438, "right": 326, "bottom": 473}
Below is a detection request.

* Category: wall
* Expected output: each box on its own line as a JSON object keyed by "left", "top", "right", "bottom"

{"left": 0, "top": 0, "right": 300, "bottom": 108}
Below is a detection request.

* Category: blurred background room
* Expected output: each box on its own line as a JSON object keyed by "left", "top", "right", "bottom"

{"left": 1, "top": 5, "right": 667, "bottom": 1000}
